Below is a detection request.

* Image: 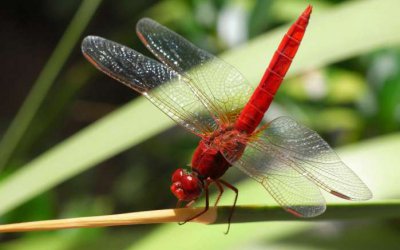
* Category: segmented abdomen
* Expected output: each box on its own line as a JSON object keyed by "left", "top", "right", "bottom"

{"left": 235, "top": 5, "right": 312, "bottom": 134}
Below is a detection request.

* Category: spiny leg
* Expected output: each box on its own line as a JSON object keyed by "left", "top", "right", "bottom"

{"left": 184, "top": 199, "right": 196, "bottom": 208}
{"left": 176, "top": 198, "right": 197, "bottom": 225}
{"left": 178, "top": 181, "right": 210, "bottom": 225}
{"left": 213, "top": 180, "right": 224, "bottom": 206}
{"left": 176, "top": 199, "right": 184, "bottom": 208}
{"left": 176, "top": 199, "right": 195, "bottom": 209}
{"left": 219, "top": 179, "right": 238, "bottom": 234}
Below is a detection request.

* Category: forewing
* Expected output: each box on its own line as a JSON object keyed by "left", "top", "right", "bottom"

{"left": 136, "top": 18, "right": 253, "bottom": 125}
{"left": 222, "top": 134, "right": 326, "bottom": 217}
{"left": 82, "top": 36, "right": 218, "bottom": 135}
{"left": 255, "top": 116, "right": 372, "bottom": 200}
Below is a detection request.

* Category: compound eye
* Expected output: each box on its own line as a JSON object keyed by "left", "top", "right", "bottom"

{"left": 181, "top": 175, "right": 200, "bottom": 191}
{"left": 171, "top": 168, "right": 184, "bottom": 182}
{"left": 181, "top": 175, "right": 202, "bottom": 200}
{"left": 170, "top": 182, "right": 186, "bottom": 200}
{"left": 170, "top": 169, "right": 202, "bottom": 201}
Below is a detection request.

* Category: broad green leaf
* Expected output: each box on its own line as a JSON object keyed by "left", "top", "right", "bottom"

{"left": 1, "top": 0, "right": 400, "bottom": 217}
{"left": 0, "top": 98, "right": 172, "bottom": 215}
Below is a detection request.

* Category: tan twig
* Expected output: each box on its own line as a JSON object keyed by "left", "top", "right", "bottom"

{"left": 0, "top": 207, "right": 217, "bottom": 233}
{"left": 2, "top": 201, "right": 400, "bottom": 233}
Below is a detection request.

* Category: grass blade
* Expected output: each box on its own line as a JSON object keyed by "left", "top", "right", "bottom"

{"left": 0, "top": 0, "right": 102, "bottom": 170}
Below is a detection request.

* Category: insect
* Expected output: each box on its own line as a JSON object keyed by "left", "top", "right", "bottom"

{"left": 82, "top": 5, "right": 371, "bottom": 231}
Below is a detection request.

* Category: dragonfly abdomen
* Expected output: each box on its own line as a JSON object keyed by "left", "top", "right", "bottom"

{"left": 235, "top": 5, "right": 312, "bottom": 134}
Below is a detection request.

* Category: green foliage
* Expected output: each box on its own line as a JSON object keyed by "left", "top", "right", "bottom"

{"left": 0, "top": 0, "right": 400, "bottom": 249}
{"left": 0, "top": 0, "right": 102, "bottom": 170}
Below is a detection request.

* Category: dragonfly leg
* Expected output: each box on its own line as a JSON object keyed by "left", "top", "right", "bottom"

{"left": 213, "top": 180, "right": 224, "bottom": 206}
{"left": 175, "top": 199, "right": 185, "bottom": 208}
{"left": 184, "top": 199, "right": 196, "bottom": 208}
{"left": 176, "top": 199, "right": 197, "bottom": 225}
{"left": 219, "top": 179, "right": 238, "bottom": 234}
{"left": 178, "top": 181, "right": 210, "bottom": 225}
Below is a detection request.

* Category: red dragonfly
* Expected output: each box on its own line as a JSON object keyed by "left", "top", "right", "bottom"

{"left": 82, "top": 5, "right": 371, "bottom": 229}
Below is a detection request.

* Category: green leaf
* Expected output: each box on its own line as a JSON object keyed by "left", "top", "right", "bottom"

{"left": 213, "top": 201, "right": 400, "bottom": 223}
{"left": 1, "top": 0, "right": 400, "bottom": 219}
{"left": 0, "top": 98, "right": 173, "bottom": 216}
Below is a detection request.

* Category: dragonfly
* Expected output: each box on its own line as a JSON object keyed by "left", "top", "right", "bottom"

{"left": 82, "top": 5, "right": 372, "bottom": 231}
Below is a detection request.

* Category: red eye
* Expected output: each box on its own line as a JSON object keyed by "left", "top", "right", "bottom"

{"left": 180, "top": 175, "right": 202, "bottom": 200}
{"left": 171, "top": 168, "right": 184, "bottom": 182}
{"left": 181, "top": 175, "right": 201, "bottom": 192}
{"left": 170, "top": 182, "right": 185, "bottom": 200}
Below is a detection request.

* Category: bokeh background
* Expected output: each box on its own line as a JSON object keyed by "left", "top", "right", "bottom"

{"left": 0, "top": 0, "right": 399, "bottom": 249}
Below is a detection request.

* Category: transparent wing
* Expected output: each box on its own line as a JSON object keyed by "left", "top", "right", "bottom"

{"left": 261, "top": 117, "right": 372, "bottom": 200}
{"left": 222, "top": 133, "right": 326, "bottom": 217}
{"left": 241, "top": 117, "right": 372, "bottom": 201}
{"left": 136, "top": 18, "right": 254, "bottom": 126}
{"left": 82, "top": 36, "right": 218, "bottom": 135}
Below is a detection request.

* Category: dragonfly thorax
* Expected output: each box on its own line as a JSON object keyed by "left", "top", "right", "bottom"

{"left": 208, "top": 128, "right": 248, "bottom": 150}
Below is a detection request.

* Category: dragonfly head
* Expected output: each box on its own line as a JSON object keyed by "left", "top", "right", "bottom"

{"left": 170, "top": 168, "right": 202, "bottom": 201}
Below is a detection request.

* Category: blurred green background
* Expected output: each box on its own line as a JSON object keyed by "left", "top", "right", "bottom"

{"left": 0, "top": 0, "right": 399, "bottom": 249}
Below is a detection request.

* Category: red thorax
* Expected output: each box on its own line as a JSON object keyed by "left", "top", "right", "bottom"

{"left": 170, "top": 127, "right": 247, "bottom": 201}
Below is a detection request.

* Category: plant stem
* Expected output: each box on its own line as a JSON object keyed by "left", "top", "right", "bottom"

{"left": 0, "top": 207, "right": 216, "bottom": 233}
{"left": 214, "top": 200, "right": 400, "bottom": 223}
{"left": 0, "top": 201, "right": 399, "bottom": 233}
